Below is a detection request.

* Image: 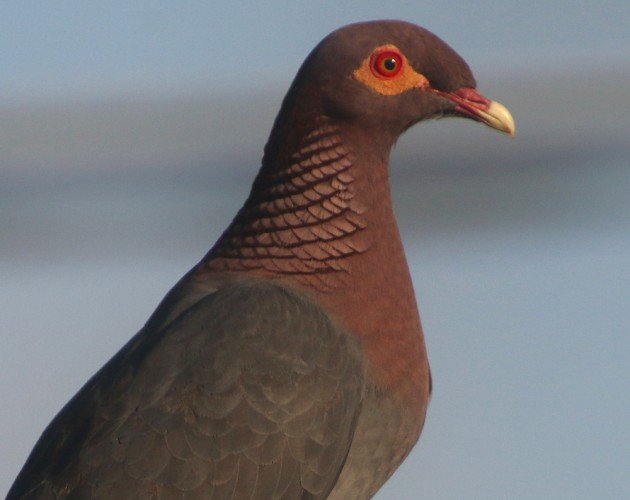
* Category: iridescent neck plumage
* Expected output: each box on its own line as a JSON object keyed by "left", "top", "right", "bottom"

{"left": 201, "top": 116, "right": 370, "bottom": 290}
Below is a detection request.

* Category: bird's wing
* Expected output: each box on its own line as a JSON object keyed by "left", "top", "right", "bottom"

{"left": 9, "top": 279, "right": 364, "bottom": 499}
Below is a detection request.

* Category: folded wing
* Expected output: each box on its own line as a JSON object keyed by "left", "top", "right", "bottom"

{"left": 9, "top": 280, "right": 364, "bottom": 499}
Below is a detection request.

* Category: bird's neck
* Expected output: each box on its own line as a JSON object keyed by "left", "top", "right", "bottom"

{"left": 200, "top": 115, "right": 388, "bottom": 291}
{"left": 196, "top": 116, "right": 428, "bottom": 395}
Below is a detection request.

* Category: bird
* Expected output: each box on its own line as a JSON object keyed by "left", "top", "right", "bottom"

{"left": 8, "top": 20, "right": 514, "bottom": 499}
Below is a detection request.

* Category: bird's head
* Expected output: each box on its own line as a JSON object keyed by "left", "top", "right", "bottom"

{"left": 284, "top": 20, "right": 514, "bottom": 144}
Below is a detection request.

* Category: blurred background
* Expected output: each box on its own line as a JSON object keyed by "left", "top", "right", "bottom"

{"left": 1, "top": 2, "right": 629, "bottom": 498}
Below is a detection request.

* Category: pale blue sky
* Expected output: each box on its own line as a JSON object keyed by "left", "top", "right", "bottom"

{"left": 2, "top": 1, "right": 629, "bottom": 101}
{"left": 2, "top": 2, "right": 629, "bottom": 499}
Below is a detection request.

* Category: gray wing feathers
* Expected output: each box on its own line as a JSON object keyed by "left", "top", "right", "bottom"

{"left": 9, "top": 280, "right": 364, "bottom": 499}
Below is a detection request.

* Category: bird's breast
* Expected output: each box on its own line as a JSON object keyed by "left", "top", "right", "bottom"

{"left": 316, "top": 215, "right": 431, "bottom": 498}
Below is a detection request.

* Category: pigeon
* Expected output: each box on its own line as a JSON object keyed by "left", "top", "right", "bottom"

{"left": 8, "top": 20, "right": 514, "bottom": 499}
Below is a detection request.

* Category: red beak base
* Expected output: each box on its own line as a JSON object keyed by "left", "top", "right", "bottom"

{"left": 432, "top": 87, "right": 516, "bottom": 136}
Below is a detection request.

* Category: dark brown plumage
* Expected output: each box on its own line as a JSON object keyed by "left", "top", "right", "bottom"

{"left": 9, "top": 20, "right": 514, "bottom": 499}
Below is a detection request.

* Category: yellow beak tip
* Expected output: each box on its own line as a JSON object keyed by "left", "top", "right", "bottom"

{"left": 486, "top": 100, "right": 516, "bottom": 137}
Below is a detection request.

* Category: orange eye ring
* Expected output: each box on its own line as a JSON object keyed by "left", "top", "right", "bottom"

{"left": 371, "top": 50, "right": 403, "bottom": 78}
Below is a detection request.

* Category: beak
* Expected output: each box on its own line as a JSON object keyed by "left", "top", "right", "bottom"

{"left": 431, "top": 87, "right": 515, "bottom": 137}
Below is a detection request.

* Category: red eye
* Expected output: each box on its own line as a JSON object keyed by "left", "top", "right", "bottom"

{"left": 371, "top": 50, "right": 403, "bottom": 78}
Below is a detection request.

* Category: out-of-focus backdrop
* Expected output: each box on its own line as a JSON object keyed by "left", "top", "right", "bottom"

{"left": 1, "top": 2, "right": 629, "bottom": 498}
